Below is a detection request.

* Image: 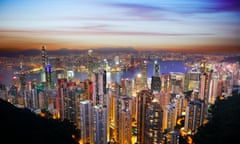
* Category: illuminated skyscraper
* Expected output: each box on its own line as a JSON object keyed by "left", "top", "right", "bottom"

{"left": 208, "top": 72, "right": 219, "bottom": 104}
{"left": 184, "top": 100, "right": 204, "bottom": 135}
{"left": 41, "top": 45, "right": 47, "bottom": 69}
{"left": 120, "top": 78, "right": 133, "bottom": 97}
{"left": 83, "top": 79, "right": 93, "bottom": 101}
{"left": 144, "top": 98, "right": 163, "bottom": 144}
{"left": 87, "top": 49, "right": 94, "bottom": 80}
{"left": 8, "top": 76, "right": 19, "bottom": 104}
{"left": 161, "top": 74, "right": 171, "bottom": 91}
{"left": 134, "top": 73, "right": 143, "bottom": 94}
{"left": 93, "top": 104, "right": 107, "bottom": 144}
{"left": 188, "top": 71, "right": 201, "bottom": 91}
{"left": 26, "top": 80, "right": 38, "bottom": 109}
{"left": 111, "top": 95, "right": 122, "bottom": 143}
{"left": 199, "top": 72, "right": 211, "bottom": 102}
{"left": 65, "top": 81, "right": 77, "bottom": 123}
{"left": 184, "top": 73, "right": 190, "bottom": 92}
{"left": 169, "top": 72, "right": 185, "bottom": 94}
{"left": 41, "top": 45, "right": 48, "bottom": 84}
{"left": 79, "top": 100, "right": 93, "bottom": 144}
{"left": 163, "top": 102, "right": 177, "bottom": 132}
{"left": 151, "top": 76, "right": 161, "bottom": 93}
{"left": 19, "top": 72, "right": 26, "bottom": 91}
{"left": 174, "top": 94, "right": 185, "bottom": 118}
{"left": 36, "top": 83, "right": 47, "bottom": 109}
{"left": 137, "top": 90, "right": 154, "bottom": 144}
{"left": 154, "top": 60, "right": 160, "bottom": 77}
{"left": 45, "top": 64, "right": 53, "bottom": 89}
{"left": 151, "top": 60, "right": 161, "bottom": 93}
{"left": 141, "top": 60, "right": 148, "bottom": 88}
{"left": 18, "top": 63, "right": 27, "bottom": 107}
{"left": 119, "top": 99, "right": 132, "bottom": 144}
{"left": 111, "top": 95, "right": 132, "bottom": 143}
{"left": 92, "top": 70, "right": 107, "bottom": 105}
{"left": 57, "top": 78, "right": 67, "bottom": 120}
{"left": 199, "top": 71, "right": 211, "bottom": 121}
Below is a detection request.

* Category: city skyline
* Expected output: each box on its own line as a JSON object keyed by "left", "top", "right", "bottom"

{"left": 0, "top": 0, "right": 240, "bottom": 53}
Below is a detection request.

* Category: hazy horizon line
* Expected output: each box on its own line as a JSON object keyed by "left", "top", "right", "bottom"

{"left": 0, "top": 46, "right": 240, "bottom": 55}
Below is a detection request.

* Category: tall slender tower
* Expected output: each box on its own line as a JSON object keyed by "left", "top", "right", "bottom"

{"left": 208, "top": 73, "right": 218, "bottom": 104}
{"left": 144, "top": 98, "right": 163, "bottom": 144}
{"left": 45, "top": 64, "right": 53, "bottom": 89}
{"left": 57, "top": 78, "right": 67, "bottom": 120}
{"left": 65, "top": 81, "right": 77, "bottom": 123}
{"left": 79, "top": 100, "right": 93, "bottom": 144}
{"left": 93, "top": 105, "right": 107, "bottom": 144}
{"left": 119, "top": 99, "right": 132, "bottom": 144}
{"left": 154, "top": 60, "right": 160, "bottom": 77}
{"left": 151, "top": 60, "right": 161, "bottom": 93}
{"left": 137, "top": 90, "right": 154, "bottom": 144}
{"left": 141, "top": 60, "right": 148, "bottom": 88}
{"left": 41, "top": 45, "right": 47, "bottom": 69}
{"left": 41, "top": 45, "right": 47, "bottom": 83}
{"left": 92, "top": 70, "right": 107, "bottom": 105}
{"left": 87, "top": 49, "right": 94, "bottom": 80}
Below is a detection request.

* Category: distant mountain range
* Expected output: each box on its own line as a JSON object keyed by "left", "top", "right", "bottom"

{"left": 0, "top": 47, "right": 139, "bottom": 57}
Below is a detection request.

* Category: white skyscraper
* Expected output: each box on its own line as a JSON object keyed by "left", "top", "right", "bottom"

{"left": 93, "top": 104, "right": 107, "bottom": 144}
{"left": 79, "top": 100, "right": 93, "bottom": 144}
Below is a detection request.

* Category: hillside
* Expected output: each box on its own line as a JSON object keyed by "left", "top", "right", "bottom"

{"left": 193, "top": 90, "right": 240, "bottom": 144}
{"left": 0, "top": 99, "right": 79, "bottom": 144}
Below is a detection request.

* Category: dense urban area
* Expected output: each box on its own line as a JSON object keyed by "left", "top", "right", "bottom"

{"left": 0, "top": 47, "right": 240, "bottom": 144}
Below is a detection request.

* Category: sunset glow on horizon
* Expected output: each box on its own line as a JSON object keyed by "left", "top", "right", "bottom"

{"left": 0, "top": 0, "right": 240, "bottom": 52}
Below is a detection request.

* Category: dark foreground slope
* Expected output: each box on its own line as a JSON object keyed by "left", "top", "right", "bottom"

{"left": 193, "top": 90, "right": 240, "bottom": 144}
{"left": 0, "top": 99, "right": 79, "bottom": 144}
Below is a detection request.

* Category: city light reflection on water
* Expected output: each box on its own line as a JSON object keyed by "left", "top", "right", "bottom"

{"left": 0, "top": 60, "right": 189, "bottom": 86}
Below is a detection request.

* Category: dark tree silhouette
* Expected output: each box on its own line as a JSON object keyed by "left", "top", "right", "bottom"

{"left": 193, "top": 91, "right": 240, "bottom": 144}
{"left": 0, "top": 98, "right": 80, "bottom": 144}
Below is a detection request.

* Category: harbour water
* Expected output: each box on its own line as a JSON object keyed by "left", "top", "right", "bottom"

{"left": 0, "top": 59, "right": 189, "bottom": 87}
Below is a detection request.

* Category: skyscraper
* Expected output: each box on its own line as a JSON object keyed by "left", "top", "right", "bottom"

{"left": 163, "top": 102, "right": 177, "bottom": 132}
{"left": 119, "top": 99, "right": 132, "bottom": 144}
{"left": 87, "top": 49, "right": 94, "bottom": 80}
{"left": 153, "top": 60, "right": 160, "bottom": 77}
{"left": 188, "top": 71, "right": 201, "bottom": 91}
{"left": 184, "top": 100, "right": 204, "bottom": 135}
{"left": 141, "top": 60, "right": 148, "bottom": 88}
{"left": 79, "top": 100, "right": 93, "bottom": 144}
{"left": 199, "top": 71, "right": 211, "bottom": 122}
{"left": 144, "top": 98, "right": 163, "bottom": 144}
{"left": 57, "top": 78, "right": 67, "bottom": 120}
{"left": 151, "top": 60, "right": 161, "bottom": 93}
{"left": 83, "top": 79, "right": 93, "bottom": 101}
{"left": 199, "top": 72, "right": 211, "bottom": 102}
{"left": 208, "top": 72, "right": 219, "bottom": 104}
{"left": 41, "top": 45, "right": 47, "bottom": 69}
{"left": 45, "top": 64, "right": 53, "bottom": 89}
{"left": 65, "top": 81, "right": 77, "bottom": 123}
{"left": 92, "top": 70, "right": 107, "bottom": 105}
{"left": 93, "top": 105, "right": 107, "bottom": 144}
{"left": 151, "top": 76, "right": 161, "bottom": 94}
{"left": 137, "top": 89, "right": 154, "bottom": 144}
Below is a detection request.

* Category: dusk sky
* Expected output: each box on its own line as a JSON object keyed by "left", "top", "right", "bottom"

{"left": 0, "top": 0, "right": 239, "bottom": 52}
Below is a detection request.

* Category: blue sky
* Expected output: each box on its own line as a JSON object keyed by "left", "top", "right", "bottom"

{"left": 0, "top": 0, "right": 239, "bottom": 52}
